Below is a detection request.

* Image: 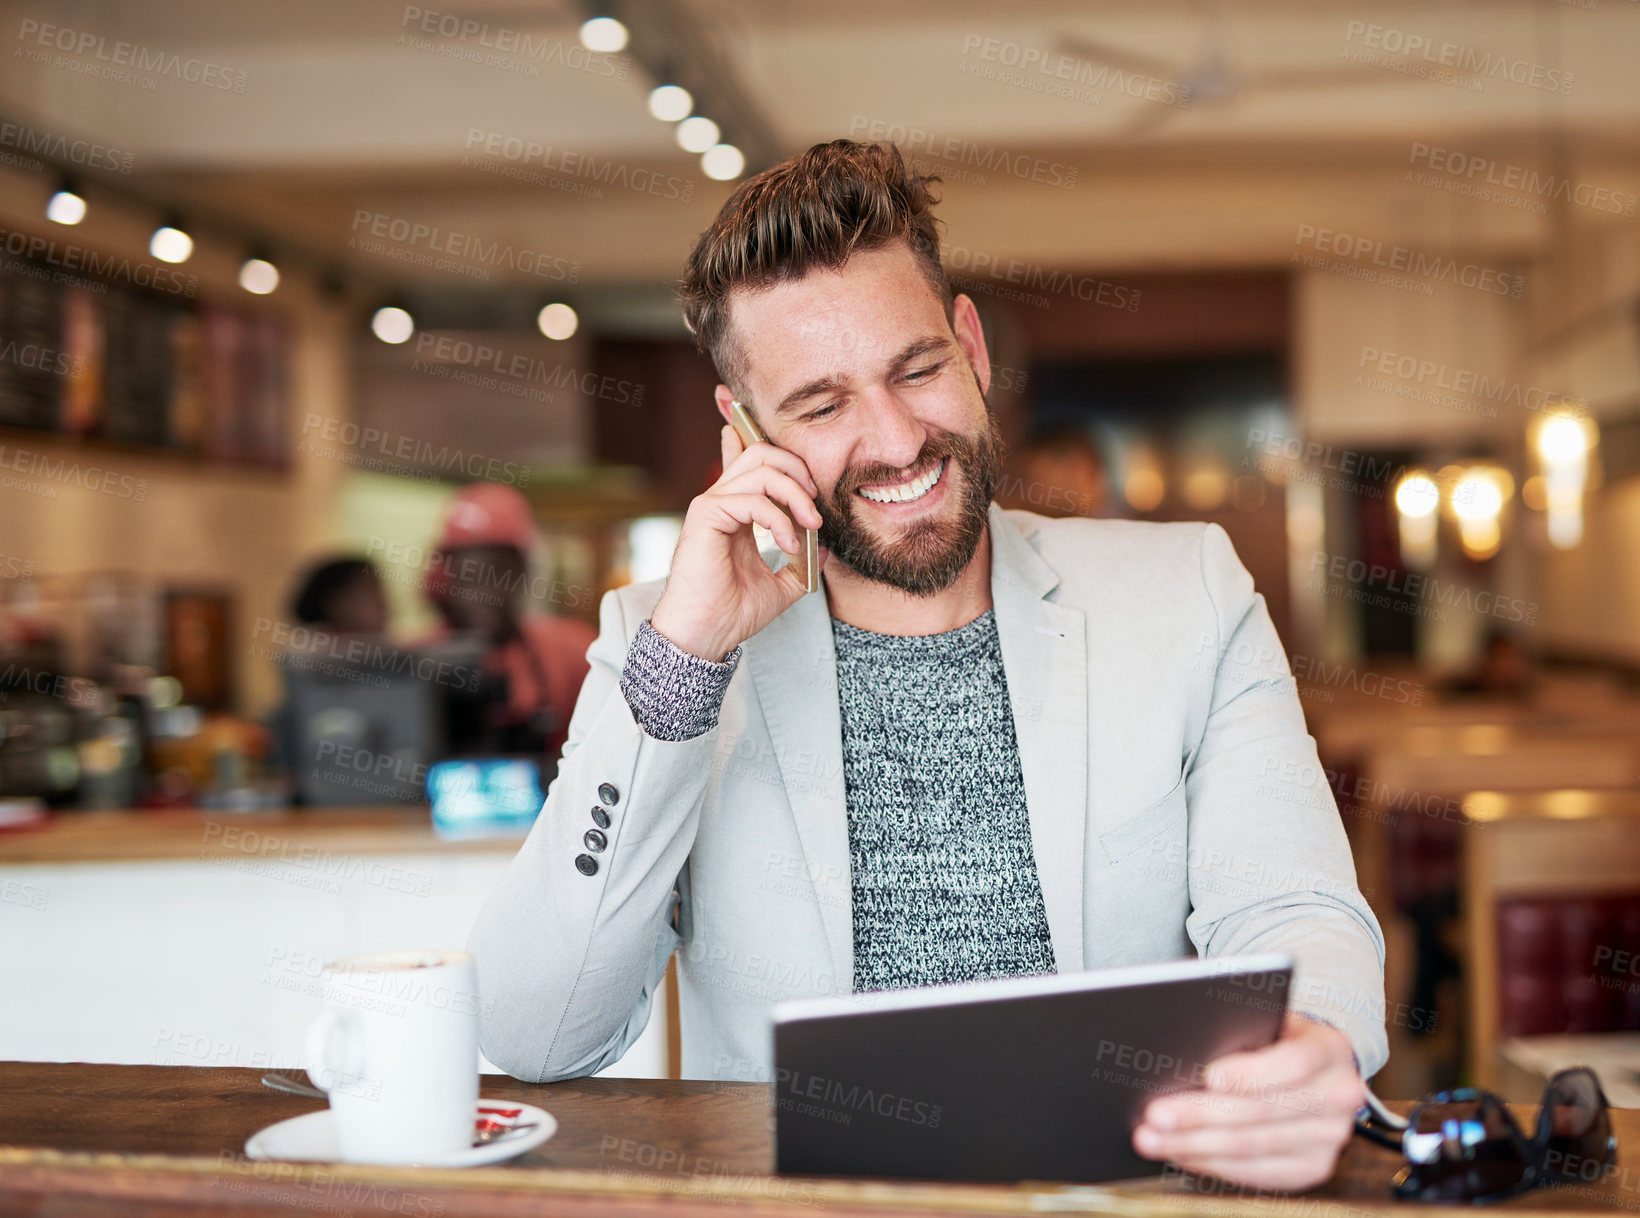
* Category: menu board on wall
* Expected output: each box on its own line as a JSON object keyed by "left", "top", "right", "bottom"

{"left": 0, "top": 269, "right": 63, "bottom": 431}
{"left": 0, "top": 248, "right": 290, "bottom": 466}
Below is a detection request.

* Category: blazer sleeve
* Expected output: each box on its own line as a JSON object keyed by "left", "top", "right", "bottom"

{"left": 467, "top": 588, "right": 718, "bottom": 1081}
{"left": 1182, "top": 523, "right": 1390, "bottom": 1078}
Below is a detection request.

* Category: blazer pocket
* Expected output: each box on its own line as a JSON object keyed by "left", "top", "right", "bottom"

{"left": 1098, "top": 776, "right": 1189, "bottom": 866}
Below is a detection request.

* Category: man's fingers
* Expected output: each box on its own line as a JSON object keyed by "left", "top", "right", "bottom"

{"left": 1206, "top": 1029, "right": 1329, "bottom": 1094}
{"left": 1134, "top": 1112, "right": 1353, "bottom": 1163}
{"left": 722, "top": 438, "right": 819, "bottom": 497}
{"left": 720, "top": 423, "right": 743, "bottom": 472}
{"left": 706, "top": 493, "right": 801, "bottom": 553}
{"left": 716, "top": 466, "right": 823, "bottom": 530}
{"left": 1141, "top": 1080, "right": 1336, "bottom": 1131}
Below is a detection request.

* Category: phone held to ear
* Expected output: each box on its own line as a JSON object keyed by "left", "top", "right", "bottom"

{"left": 729, "top": 400, "right": 820, "bottom": 594}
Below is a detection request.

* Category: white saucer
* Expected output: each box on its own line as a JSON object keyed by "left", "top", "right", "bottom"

{"left": 245, "top": 1100, "right": 556, "bottom": 1168}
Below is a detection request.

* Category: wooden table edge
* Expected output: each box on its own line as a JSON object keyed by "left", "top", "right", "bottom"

{"left": 1, "top": 1143, "right": 1608, "bottom": 1218}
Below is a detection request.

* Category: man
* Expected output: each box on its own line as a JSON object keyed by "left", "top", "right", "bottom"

{"left": 424, "top": 482, "right": 595, "bottom": 763}
{"left": 470, "top": 140, "right": 1386, "bottom": 1190}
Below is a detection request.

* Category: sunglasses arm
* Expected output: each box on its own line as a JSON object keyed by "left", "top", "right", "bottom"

{"left": 1352, "top": 1083, "right": 1414, "bottom": 1152}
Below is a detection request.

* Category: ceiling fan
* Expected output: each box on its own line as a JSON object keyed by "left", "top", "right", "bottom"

{"left": 1056, "top": 0, "right": 1468, "bottom": 140}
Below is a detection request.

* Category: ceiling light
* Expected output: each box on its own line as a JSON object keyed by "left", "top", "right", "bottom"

{"left": 537, "top": 302, "right": 577, "bottom": 340}
{"left": 1394, "top": 472, "right": 1439, "bottom": 518}
{"left": 676, "top": 116, "right": 719, "bottom": 153}
{"left": 701, "top": 143, "right": 745, "bottom": 181}
{"left": 579, "top": 16, "right": 628, "bottom": 53}
{"left": 372, "top": 306, "right": 415, "bottom": 344}
{"left": 46, "top": 179, "right": 86, "bottom": 226}
{"left": 149, "top": 221, "right": 193, "bottom": 264}
{"left": 648, "top": 83, "right": 693, "bottom": 122}
{"left": 1537, "top": 414, "right": 1591, "bottom": 464}
{"left": 238, "top": 256, "right": 280, "bottom": 295}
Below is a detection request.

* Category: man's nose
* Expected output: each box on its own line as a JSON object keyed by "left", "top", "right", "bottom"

{"left": 855, "top": 388, "right": 927, "bottom": 470}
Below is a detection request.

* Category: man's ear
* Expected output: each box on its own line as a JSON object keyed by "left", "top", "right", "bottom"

{"left": 713, "top": 385, "right": 736, "bottom": 424}
{"left": 951, "top": 294, "right": 992, "bottom": 397}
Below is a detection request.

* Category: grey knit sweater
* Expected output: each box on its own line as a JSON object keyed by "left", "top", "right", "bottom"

{"left": 621, "top": 611, "right": 1056, "bottom": 995}
{"left": 831, "top": 610, "right": 1055, "bottom": 992}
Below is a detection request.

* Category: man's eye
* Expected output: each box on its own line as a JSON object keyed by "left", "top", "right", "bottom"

{"left": 903, "top": 362, "right": 945, "bottom": 383}
{"left": 804, "top": 403, "right": 841, "bottom": 422}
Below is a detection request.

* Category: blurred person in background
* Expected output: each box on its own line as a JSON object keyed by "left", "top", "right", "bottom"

{"left": 423, "top": 482, "right": 596, "bottom": 765}
{"left": 268, "top": 555, "right": 391, "bottom": 786}
{"left": 1443, "top": 627, "right": 1535, "bottom": 700}
{"left": 291, "top": 557, "right": 389, "bottom": 636}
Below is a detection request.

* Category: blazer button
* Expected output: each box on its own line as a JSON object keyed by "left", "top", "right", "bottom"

{"left": 591, "top": 806, "right": 611, "bottom": 829}
{"left": 597, "top": 782, "right": 620, "bottom": 806}
{"left": 584, "top": 829, "right": 607, "bottom": 853}
{"left": 574, "top": 854, "right": 598, "bottom": 876}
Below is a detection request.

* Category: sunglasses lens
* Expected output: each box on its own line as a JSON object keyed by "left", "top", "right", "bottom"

{"left": 1538, "top": 1069, "right": 1614, "bottom": 1183}
{"left": 1392, "top": 1101, "right": 1533, "bottom": 1203}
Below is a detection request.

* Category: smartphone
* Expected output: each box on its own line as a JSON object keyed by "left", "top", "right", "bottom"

{"left": 729, "top": 399, "right": 820, "bottom": 594}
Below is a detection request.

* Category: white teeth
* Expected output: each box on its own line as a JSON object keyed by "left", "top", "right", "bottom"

{"left": 859, "top": 459, "right": 944, "bottom": 504}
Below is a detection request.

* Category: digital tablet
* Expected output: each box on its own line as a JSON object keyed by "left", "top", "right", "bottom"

{"left": 771, "top": 952, "right": 1294, "bottom": 1184}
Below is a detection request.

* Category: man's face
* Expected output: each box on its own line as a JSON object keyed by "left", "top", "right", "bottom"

{"left": 719, "top": 243, "right": 1001, "bottom": 597}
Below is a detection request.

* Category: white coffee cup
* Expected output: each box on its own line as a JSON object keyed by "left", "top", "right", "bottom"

{"left": 304, "top": 948, "right": 480, "bottom": 1164}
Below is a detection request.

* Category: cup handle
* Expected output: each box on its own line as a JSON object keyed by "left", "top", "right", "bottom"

{"left": 305, "top": 1008, "right": 365, "bottom": 1095}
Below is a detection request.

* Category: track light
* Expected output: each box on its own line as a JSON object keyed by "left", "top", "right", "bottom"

{"left": 46, "top": 178, "right": 86, "bottom": 225}
{"left": 372, "top": 305, "right": 415, "bottom": 344}
{"left": 537, "top": 302, "right": 577, "bottom": 340}
{"left": 648, "top": 83, "right": 693, "bottom": 122}
{"left": 579, "top": 15, "right": 628, "bottom": 53}
{"left": 149, "top": 217, "right": 193, "bottom": 263}
{"left": 701, "top": 143, "right": 745, "bottom": 181}
{"left": 676, "top": 116, "right": 719, "bottom": 153}
{"left": 238, "top": 252, "right": 280, "bottom": 295}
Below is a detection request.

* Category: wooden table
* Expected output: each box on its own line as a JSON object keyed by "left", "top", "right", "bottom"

{"left": 2, "top": 1064, "right": 1637, "bottom": 1218}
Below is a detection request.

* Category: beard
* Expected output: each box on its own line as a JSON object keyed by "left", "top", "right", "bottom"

{"left": 815, "top": 412, "right": 1004, "bottom": 597}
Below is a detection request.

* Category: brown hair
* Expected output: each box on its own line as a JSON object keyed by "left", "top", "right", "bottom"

{"left": 679, "top": 139, "right": 953, "bottom": 397}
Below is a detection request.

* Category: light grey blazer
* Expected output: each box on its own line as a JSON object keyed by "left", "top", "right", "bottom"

{"left": 468, "top": 506, "right": 1388, "bottom": 1083}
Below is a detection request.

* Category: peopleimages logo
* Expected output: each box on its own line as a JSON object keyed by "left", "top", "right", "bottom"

{"left": 348, "top": 210, "right": 580, "bottom": 283}
{"left": 846, "top": 116, "right": 1079, "bottom": 189}
{"left": 398, "top": 6, "right": 629, "bottom": 79}
{"left": 1293, "top": 225, "right": 1525, "bottom": 298}
{"left": 1341, "top": 20, "right": 1575, "bottom": 95}
{"left": 0, "top": 227, "right": 198, "bottom": 297}
{"left": 1407, "top": 144, "right": 1638, "bottom": 218}
{"left": 462, "top": 130, "right": 693, "bottom": 202}
{"left": 1356, "top": 346, "right": 1586, "bottom": 417}
{"left": 1308, "top": 551, "right": 1538, "bottom": 624}
{"left": 0, "top": 120, "right": 134, "bottom": 173}
{"left": 15, "top": 18, "right": 250, "bottom": 92}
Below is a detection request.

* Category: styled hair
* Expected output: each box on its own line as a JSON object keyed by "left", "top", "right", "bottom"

{"left": 679, "top": 139, "right": 954, "bottom": 396}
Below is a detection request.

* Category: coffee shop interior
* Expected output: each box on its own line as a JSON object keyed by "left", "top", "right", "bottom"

{"left": 4, "top": 0, "right": 1640, "bottom": 1182}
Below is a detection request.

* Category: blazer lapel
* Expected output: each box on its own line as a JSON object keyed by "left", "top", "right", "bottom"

{"left": 743, "top": 589, "right": 854, "bottom": 991}
{"left": 742, "top": 507, "right": 1090, "bottom": 990}
{"left": 987, "top": 506, "right": 1089, "bottom": 973}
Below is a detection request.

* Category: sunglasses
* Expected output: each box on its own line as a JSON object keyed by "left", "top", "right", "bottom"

{"left": 1353, "top": 1068, "right": 1616, "bottom": 1204}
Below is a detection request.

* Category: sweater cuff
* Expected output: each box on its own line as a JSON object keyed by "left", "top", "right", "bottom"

{"left": 619, "top": 619, "right": 742, "bottom": 742}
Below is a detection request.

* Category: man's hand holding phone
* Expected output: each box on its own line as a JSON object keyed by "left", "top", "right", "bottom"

{"left": 648, "top": 422, "right": 826, "bottom": 661}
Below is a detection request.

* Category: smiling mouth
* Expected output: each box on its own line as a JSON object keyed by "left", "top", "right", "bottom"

{"left": 856, "top": 458, "right": 948, "bottom": 504}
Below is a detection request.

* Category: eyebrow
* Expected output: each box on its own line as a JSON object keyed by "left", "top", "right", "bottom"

{"left": 773, "top": 334, "right": 956, "bottom": 418}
